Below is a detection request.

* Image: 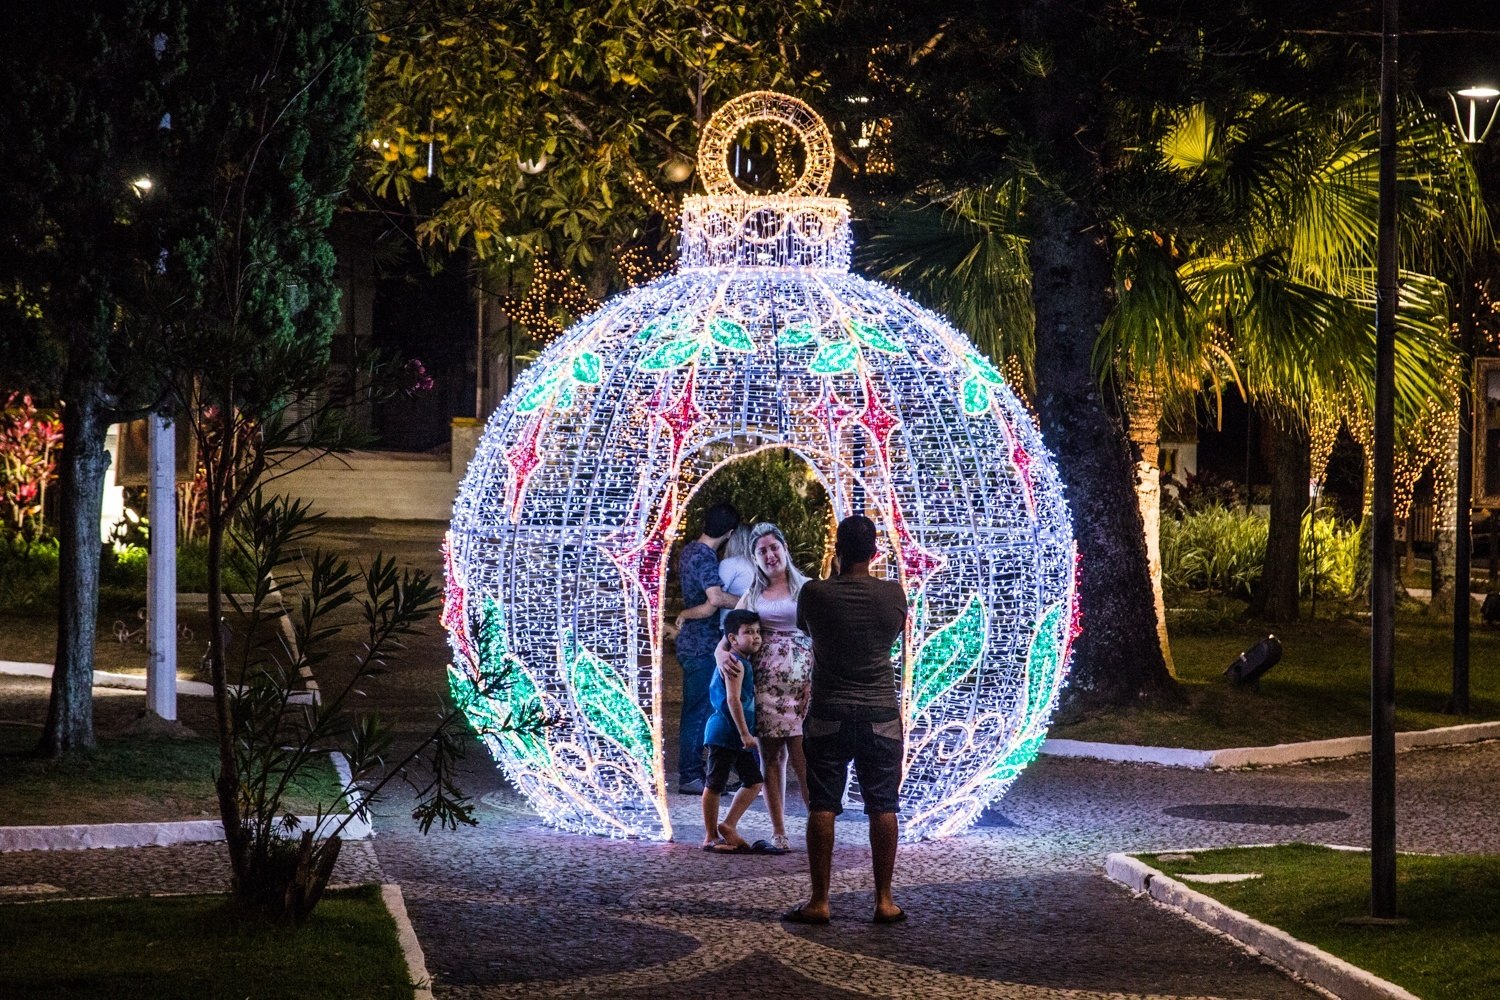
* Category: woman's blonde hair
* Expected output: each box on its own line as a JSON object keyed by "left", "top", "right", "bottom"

{"left": 723, "top": 523, "right": 754, "bottom": 562}
{"left": 743, "top": 522, "right": 810, "bottom": 610}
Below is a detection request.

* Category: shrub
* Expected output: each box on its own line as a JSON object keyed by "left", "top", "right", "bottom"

{"left": 677, "top": 447, "right": 832, "bottom": 574}
{"left": 1162, "top": 506, "right": 1268, "bottom": 598}
{"left": 1301, "top": 512, "right": 1361, "bottom": 600}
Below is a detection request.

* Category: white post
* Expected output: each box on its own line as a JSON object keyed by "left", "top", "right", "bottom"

{"left": 146, "top": 411, "right": 177, "bottom": 721}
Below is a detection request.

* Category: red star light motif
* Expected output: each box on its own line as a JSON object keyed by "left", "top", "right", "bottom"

{"left": 888, "top": 501, "right": 944, "bottom": 592}
{"left": 601, "top": 489, "right": 680, "bottom": 642}
{"left": 440, "top": 536, "right": 475, "bottom": 670}
{"left": 807, "top": 385, "right": 858, "bottom": 446}
{"left": 1010, "top": 440, "right": 1036, "bottom": 513}
{"left": 857, "top": 375, "right": 901, "bottom": 466}
{"left": 655, "top": 369, "right": 705, "bottom": 467}
{"left": 504, "top": 415, "right": 546, "bottom": 519}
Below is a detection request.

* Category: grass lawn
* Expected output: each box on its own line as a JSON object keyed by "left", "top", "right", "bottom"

{"left": 1137, "top": 844, "right": 1500, "bottom": 1000}
{"left": 0, "top": 884, "right": 412, "bottom": 999}
{"left": 1052, "top": 602, "right": 1500, "bottom": 748}
{"left": 0, "top": 723, "right": 345, "bottom": 826}
{"left": 0, "top": 609, "right": 218, "bottom": 681}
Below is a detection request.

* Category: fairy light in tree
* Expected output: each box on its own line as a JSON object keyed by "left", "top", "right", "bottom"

{"left": 445, "top": 91, "right": 1077, "bottom": 842}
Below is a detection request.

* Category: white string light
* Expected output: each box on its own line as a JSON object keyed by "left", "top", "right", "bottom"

{"left": 445, "top": 92, "right": 1078, "bottom": 842}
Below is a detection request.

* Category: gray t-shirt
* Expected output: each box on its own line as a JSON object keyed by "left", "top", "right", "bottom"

{"left": 797, "top": 574, "right": 908, "bottom": 721}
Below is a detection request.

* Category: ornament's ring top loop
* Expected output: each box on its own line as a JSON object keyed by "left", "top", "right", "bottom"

{"left": 696, "top": 91, "right": 834, "bottom": 198}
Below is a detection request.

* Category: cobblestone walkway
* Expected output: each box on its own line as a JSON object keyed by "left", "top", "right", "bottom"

{"left": 8, "top": 519, "right": 1495, "bottom": 997}
{"left": 364, "top": 738, "right": 1500, "bottom": 999}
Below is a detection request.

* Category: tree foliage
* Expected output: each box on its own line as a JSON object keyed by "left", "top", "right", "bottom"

{"left": 0, "top": 3, "right": 181, "bottom": 753}
{"left": 365, "top": 0, "right": 824, "bottom": 292}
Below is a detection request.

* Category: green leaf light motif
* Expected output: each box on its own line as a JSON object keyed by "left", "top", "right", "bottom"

{"left": 777, "top": 321, "right": 816, "bottom": 348}
{"left": 451, "top": 596, "right": 551, "bottom": 767}
{"left": 961, "top": 375, "right": 992, "bottom": 416}
{"left": 988, "top": 732, "right": 1047, "bottom": 785}
{"left": 638, "top": 336, "right": 703, "bottom": 372}
{"left": 516, "top": 365, "right": 565, "bottom": 413}
{"left": 708, "top": 317, "right": 755, "bottom": 352}
{"left": 848, "top": 318, "right": 903, "bottom": 353}
{"left": 448, "top": 663, "right": 550, "bottom": 768}
{"left": 1025, "top": 602, "right": 1068, "bottom": 720}
{"left": 967, "top": 350, "right": 1006, "bottom": 386}
{"left": 909, "top": 593, "right": 988, "bottom": 717}
{"left": 809, "top": 339, "right": 859, "bottom": 375}
{"left": 571, "top": 351, "right": 603, "bottom": 385}
{"left": 563, "top": 632, "right": 654, "bottom": 765}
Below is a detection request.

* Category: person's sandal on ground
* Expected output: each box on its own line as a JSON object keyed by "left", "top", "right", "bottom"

{"left": 782, "top": 903, "right": 830, "bottom": 924}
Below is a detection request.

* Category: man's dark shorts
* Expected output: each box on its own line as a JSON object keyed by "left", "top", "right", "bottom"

{"left": 705, "top": 745, "right": 764, "bottom": 794}
{"left": 803, "top": 716, "right": 903, "bottom": 815}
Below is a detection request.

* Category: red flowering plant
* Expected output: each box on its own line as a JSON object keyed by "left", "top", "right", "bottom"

{"left": 0, "top": 392, "right": 64, "bottom": 539}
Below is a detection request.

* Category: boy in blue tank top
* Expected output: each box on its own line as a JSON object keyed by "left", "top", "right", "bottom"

{"left": 702, "top": 610, "right": 777, "bottom": 853}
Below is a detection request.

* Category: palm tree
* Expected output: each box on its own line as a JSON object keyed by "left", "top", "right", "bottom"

{"left": 864, "top": 94, "right": 1477, "bottom": 645}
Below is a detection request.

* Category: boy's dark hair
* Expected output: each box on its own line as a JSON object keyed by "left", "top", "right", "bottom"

{"left": 703, "top": 502, "right": 740, "bottom": 539}
{"left": 722, "top": 609, "right": 761, "bottom": 637}
{"left": 835, "top": 514, "right": 879, "bottom": 565}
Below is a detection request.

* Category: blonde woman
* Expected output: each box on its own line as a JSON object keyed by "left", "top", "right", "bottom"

{"left": 716, "top": 522, "right": 812, "bottom": 851}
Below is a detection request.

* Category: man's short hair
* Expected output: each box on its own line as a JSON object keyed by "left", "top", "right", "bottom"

{"left": 703, "top": 502, "right": 740, "bottom": 539}
{"left": 835, "top": 514, "right": 879, "bottom": 565}
{"left": 722, "top": 609, "right": 760, "bottom": 636}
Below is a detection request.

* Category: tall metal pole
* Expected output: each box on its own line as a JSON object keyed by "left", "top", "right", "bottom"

{"left": 1452, "top": 277, "right": 1475, "bottom": 715}
{"left": 146, "top": 411, "right": 178, "bottom": 722}
{"left": 1370, "top": 0, "right": 1400, "bottom": 920}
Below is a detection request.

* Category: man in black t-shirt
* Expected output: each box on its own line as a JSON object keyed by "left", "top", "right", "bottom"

{"left": 783, "top": 515, "right": 908, "bottom": 926}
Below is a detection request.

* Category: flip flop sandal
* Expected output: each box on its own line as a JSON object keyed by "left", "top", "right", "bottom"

{"left": 751, "top": 839, "right": 789, "bottom": 855}
{"left": 872, "top": 908, "right": 908, "bottom": 924}
{"left": 701, "top": 839, "right": 726, "bottom": 852}
{"left": 710, "top": 841, "right": 753, "bottom": 854}
{"left": 782, "top": 904, "right": 831, "bottom": 925}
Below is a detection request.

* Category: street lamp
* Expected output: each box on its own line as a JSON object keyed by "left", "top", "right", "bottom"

{"left": 1447, "top": 86, "right": 1500, "bottom": 145}
{"left": 1444, "top": 83, "right": 1497, "bottom": 717}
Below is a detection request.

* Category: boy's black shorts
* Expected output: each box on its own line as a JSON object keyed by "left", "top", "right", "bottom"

{"left": 705, "top": 744, "right": 763, "bottom": 793}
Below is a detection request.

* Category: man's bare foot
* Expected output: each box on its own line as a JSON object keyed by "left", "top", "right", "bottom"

{"left": 872, "top": 902, "right": 907, "bottom": 924}
{"left": 701, "top": 836, "right": 724, "bottom": 851}
{"left": 717, "top": 822, "right": 750, "bottom": 850}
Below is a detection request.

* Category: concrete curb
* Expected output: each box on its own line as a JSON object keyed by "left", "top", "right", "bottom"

{"left": 0, "top": 753, "right": 370, "bottom": 852}
{"left": 0, "top": 659, "right": 215, "bottom": 698}
{"left": 1105, "top": 853, "right": 1420, "bottom": 1000}
{"left": 1044, "top": 720, "right": 1500, "bottom": 769}
{"left": 382, "top": 883, "right": 435, "bottom": 1000}
{"left": 0, "top": 659, "right": 316, "bottom": 705}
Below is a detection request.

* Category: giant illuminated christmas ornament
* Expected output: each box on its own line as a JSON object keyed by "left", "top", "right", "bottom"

{"left": 444, "top": 92, "right": 1078, "bottom": 842}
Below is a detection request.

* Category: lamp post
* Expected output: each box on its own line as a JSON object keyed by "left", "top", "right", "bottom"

{"left": 1369, "top": 0, "right": 1398, "bottom": 921}
{"left": 131, "top": 172, "right": 178, "bottom": 723}
{"left": 1444, "top": 83, "right": 1496, "bottom": 717}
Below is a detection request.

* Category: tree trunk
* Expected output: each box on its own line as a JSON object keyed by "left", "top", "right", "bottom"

{"left": 1019, "top": 5, "right": 1177, "bottom": 709}
{"left": 39, "top": 374, "right": 110, "bottom": 756}
{"left": 205, "top": 443, "right": 249, "bottom": 898}
{"left": 1127, "top": 382, "right": 1176, "bottom": 678}
{"left": 1428, "top": 438, "right": 1457, "bottom": 615}
{"left": 1252, "top": 415, "right": 1309, "bottom": 622}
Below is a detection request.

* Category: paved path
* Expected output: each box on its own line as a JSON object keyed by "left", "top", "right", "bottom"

{"left": 361, "top": 736, "right": 1500, "bottom": 1000}
{"left": 7, "top": 520, "right": 1498, "bottom": 997}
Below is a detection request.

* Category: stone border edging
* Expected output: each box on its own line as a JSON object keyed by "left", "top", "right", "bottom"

{"left": 0, "top": 659, "right": 215, "bottom": 698}
{"left": 382, "top": 883, "right": 435, "bottom": 1000}
{"left": 1105, "top": 853, "right": 1420, "bottom": 1000}
{"left": 0, "top": 753, "right": 370, "bottom": 853}
{"left": 1044, "top": 719, "right": 1500, "bottom": 769}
